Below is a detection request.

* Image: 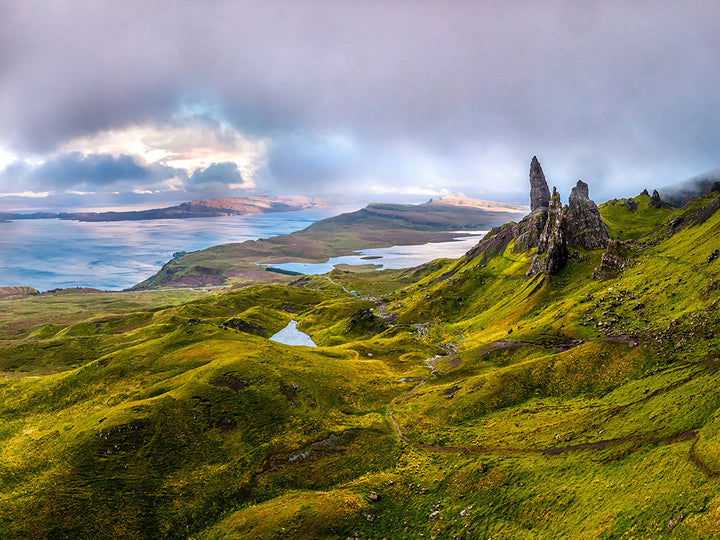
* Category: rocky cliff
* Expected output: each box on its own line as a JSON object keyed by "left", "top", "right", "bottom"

{"left": 528, "top": 188, "right": 568, "bottom": 276}
{"left": 473, "top": 157, "right": 610, "bottom": 277}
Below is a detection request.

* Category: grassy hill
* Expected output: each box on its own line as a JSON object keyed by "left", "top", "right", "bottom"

{"left": 132, "top": 197, "right": 527, "bottom": 289}
{"left": 1, "top": 191, "right": 720, "bottom": 538}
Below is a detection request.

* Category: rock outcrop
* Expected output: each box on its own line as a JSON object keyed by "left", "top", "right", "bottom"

{"left": 564, "top": 180, "right": 609, "bottom": 250}
{"left": 592, "top": 239, "right": 633, "bottom": 280}
{"left": 223, "top": 318, "right": 266, "bottom": 337}
{"left": 529, "top": 156, "right": 551, "bottom": 211}
{"left": 651, "top": 189, "right": 664, "bottom": 208}
{"left": 625, "top": 198, "right": 638, "bottom": 211}
{"left": 513, "top": 208, "right": 548, "bottom": 252}
{"left": 469, "top": 157, "right": 610, "bottom": 277}
{"left": 528, "top": 188, "right": 567, "bottom": 276}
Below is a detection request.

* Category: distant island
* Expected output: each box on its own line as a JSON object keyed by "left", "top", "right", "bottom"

{"left": 0, "top": 195, "right": 333, "bottom": 222}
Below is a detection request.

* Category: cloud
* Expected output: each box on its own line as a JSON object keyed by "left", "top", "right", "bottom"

{"left": 35, "top": 152, "right": 149, "bottom": 186}
{"left": 0, "top": 152, "right": 184, "bottom": 194}
{"left": 1, "top": 1, "right": 719, "bottom": 204}
{"left": 266, "top": 134, "right": 360, "bottom": 189}
{"left": 187, "top": 162, "right": 245, "bottom": 191}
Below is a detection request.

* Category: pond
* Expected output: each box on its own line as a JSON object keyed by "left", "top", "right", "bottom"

{"left": 269, "top": 320, "right": 317, "bottom": 347}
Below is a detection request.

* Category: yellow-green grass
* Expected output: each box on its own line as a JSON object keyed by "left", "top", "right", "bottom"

{"left": 1, "top": 192, "right": 720, "bottom": 538}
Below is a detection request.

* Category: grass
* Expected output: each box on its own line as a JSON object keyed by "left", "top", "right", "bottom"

{"left": 1, "top": 192, "right": 720, "bottom": 538}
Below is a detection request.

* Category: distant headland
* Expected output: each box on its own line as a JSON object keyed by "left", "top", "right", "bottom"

{"left": 0, "top": 195, "right": 334, "bottom": 223}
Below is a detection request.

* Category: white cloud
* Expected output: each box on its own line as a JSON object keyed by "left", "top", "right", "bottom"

{"left": 0, "top": 191, "right": 51, "bottom": 198}
{"left": 59, "top": 122, "right": 267, "bottom": 190}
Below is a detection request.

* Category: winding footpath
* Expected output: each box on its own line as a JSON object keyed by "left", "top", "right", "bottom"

{"left": 386, "top": 340, "right": 716, "bottom": 474}
{"left": 323, "top": 277, "right": 714, "bottom": 473}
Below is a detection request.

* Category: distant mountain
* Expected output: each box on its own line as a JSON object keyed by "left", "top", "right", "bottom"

{"left": 0, "top": 195, "right": 333, "bottom": 222}
{"left": 658, "top": 168, "right": 720, "bottom": 206}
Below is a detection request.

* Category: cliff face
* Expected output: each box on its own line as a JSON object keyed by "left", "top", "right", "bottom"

{"left": 514, "top": 208, "right": 548, "bottom": 252}
{"left": 528, "top": 188, "right": 567, "bottom": 276}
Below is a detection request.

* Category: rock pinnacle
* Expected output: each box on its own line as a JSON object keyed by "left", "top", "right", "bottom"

{"left": 529, "top": 156, "right": 551, "bottom": 212}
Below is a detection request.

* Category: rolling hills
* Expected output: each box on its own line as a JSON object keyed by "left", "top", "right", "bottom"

{"left": 1, "top": 160, "right": 720, "bottom": 538}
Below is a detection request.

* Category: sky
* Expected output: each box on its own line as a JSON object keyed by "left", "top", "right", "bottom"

{"left": 1, "top": 0, "right": 720, "bottom": 211}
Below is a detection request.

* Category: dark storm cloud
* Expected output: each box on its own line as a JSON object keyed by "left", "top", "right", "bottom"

{"left": 0, "top": 153, "right": 183, "bottom": 192}
{"left": 187, "top": 162, "right": 244, "bottom": 191}
{"left": 2, "top": 1, "right": 720, "bottom": 201}
{"left": 35, "top": 153, "right": 149, "bottom": 186}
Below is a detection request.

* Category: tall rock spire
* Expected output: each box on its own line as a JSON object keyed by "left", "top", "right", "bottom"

{"left": 529, "top": 156, "right": 551, "bottom": 212}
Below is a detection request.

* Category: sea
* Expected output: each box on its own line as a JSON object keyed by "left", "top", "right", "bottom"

{"left": 0, "top": 206, "right": 485, "bottom": 292}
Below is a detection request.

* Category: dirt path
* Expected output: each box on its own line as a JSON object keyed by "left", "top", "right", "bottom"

{"left": 481, "top": 335, "right": 638, "bottom": 356}
{"left": 323, "top": 276, "right": 358, "bottom": 297}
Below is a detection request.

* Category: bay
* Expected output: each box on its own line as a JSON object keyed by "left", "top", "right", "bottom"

{"left": 263, "top": 232, "right": 486, "bottom": 275}
{"left": 0, "top": 207, "right": 486, "bottom": 292}
{"left": 0, "top": 206, "right": 359, "bottom": 291}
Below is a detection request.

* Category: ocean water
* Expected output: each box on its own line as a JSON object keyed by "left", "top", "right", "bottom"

{"left": 0, "top": 207, "right": 485, "bottom": 291}
{"left": 0, "top": 206, "right": 358, "bottom": 291}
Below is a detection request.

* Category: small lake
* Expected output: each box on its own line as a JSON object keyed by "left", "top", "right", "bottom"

{"left": 269, "top": 320, "right": 317, "bottom": 347}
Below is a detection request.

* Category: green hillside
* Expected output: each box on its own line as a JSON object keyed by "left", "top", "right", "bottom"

{"left": 1, "top": 190, "right": 720, "bottom": 538}
{"left": 133, "top": 197, "right": 526, "bottom": 289}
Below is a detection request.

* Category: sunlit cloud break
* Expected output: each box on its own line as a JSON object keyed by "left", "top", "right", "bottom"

{"left": 1, "top": 1, "right": 719, "bottom": 210}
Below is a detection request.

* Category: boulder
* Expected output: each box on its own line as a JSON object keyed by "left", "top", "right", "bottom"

{"left": 592, "top": 239, "right": 632, "bottom": 280}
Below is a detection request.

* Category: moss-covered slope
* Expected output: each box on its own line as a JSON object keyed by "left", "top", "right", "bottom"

{"left": 1, "top": 192, "right": 720, "bottom": 538}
